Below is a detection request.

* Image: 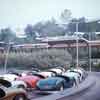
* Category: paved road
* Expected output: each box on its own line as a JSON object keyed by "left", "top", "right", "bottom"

{"left": 28, "top": 90, "right": 51, "bottom": 100}
{"left": 58, "top": 72, "right": 100, "bottom": 100}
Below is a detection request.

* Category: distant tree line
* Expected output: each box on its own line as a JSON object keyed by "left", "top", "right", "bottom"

{"left": 0, "top": 9, "right": 100, "bottom": 44}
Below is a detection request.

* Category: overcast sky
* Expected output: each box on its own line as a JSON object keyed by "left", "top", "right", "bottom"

{"left": 0, "top": 0, "right": 100, "bottom": 29}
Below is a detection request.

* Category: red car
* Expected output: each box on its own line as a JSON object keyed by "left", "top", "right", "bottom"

{"left": 17, "top": 74, "right": 45, "bottom": 89}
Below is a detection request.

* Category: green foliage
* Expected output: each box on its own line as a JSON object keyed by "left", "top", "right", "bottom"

{"left": 0, "top": 28, "right": 16, "bottom": 43}
{"left": 0, "top": 49, "right": 72, "bottom": 70}
{"left": 60, "top": 9, "right": 72, "bottom": 22}
{"left": 32, "top": 20, "right": 65, "bottom": 37}
{"left": 92, "top": 63, "right": 100, "bottom": 71}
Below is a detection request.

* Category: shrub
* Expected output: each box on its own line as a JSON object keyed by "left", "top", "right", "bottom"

{"left": 0, "top": 49, "right": 72, "bottom": 70}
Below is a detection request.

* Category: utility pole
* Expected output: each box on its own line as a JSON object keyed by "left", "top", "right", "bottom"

{"left": 76, "top": 22, "right": 79, "bottom": 68}
{"left": 89, "top": 32, "right": 92, "bottom": 72}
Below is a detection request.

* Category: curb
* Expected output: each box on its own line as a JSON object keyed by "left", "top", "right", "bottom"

{"left": 33, "top": 75, "right": 96, "bottom": 100}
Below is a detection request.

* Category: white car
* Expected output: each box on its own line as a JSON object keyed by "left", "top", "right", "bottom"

{"left": 38, "top": 71, "right": 56, "bottom": 78}
{"left": 57, "top": 67, "right": 66, "bottom": 72}
{"left": 0, "top": 78, "right": 27, "bottom": 89}
{"left": 63, "top": 71, "right": 80, "bottom": 84}
{"left": 67, "top": 68, "right": 86, "bottom": 81}
{"left": 0, "top": 74, "right": 19, "bottom": 81}
{"left": 76, "top": 68, "right": 87, "bottom": 79}
{"left": 49, "top": 68, "right": 63, "bottom": 75}
{"left": 0, "top": 74, "right": 27, "bottom": 89}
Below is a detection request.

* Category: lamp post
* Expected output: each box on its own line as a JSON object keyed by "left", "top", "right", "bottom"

{"left": 89, "top": 32, "right": 91, "bottom": 72}
{"left": 76, "top": 22, "right": 79, "bottom": 68}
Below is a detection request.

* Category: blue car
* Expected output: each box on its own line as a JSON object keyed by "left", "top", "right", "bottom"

{"left": 36, "top": 75, "right": 75, "bottom": 94}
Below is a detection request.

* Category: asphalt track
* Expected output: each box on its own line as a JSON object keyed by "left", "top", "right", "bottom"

{"left": 28, "top": 90, "right": 49, "bottom": 100}
{"left": 58, "top": 72, "right": 100, "bottom": 100}
{"left": 28, "top": 72, "right": 100, "bottom": 100}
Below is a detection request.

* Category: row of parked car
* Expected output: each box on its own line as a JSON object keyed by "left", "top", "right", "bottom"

{"left": 0, "top": 67, "right": 87, "bottom": 100}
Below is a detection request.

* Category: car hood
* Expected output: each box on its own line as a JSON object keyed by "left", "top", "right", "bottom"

{"left": 64, "top": 72, "right": 79, "bottom": 77}
{"left": 0, "top": 74, "right": 18, "bottom": 81}
{"left": 17, "top": 75, "right": 40, "bottom": 88}
{"left": 17, "top": 75, "right": 40, "bottom": 81}
{"left": 37, "top": 77, "right": 62, "bottom": 87}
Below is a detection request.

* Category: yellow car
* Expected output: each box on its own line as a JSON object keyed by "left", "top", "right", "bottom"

{"left": 0, "top": 85, "right": 28, "bottom": 100}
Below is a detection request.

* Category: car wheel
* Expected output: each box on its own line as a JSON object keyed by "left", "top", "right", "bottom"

{"left": 73, "top": 78, "right": 78, "bottom": 87}
{"left": 13, "top": 94, "right": 26, "bottom": 100}
{"left": 59, "top": 84, "right": 64, "bottom": 91}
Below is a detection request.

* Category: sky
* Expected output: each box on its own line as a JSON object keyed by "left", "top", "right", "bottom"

{"left": 0, "top": 0, "right": 100, "bottom": 29}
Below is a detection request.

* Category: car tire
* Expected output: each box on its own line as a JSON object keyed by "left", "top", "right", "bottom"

{"left": 73, "top": 78, "right": 78, "bottom": 87}
{"left": 13, "top": 94, "right": 26, "bottom": 100}
{"left": 59, "top": 84, "right": 64, "bottom": 91}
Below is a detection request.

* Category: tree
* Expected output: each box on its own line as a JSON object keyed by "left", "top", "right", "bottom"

{"left": 83, "top": 32, "right": 97, "bottom": 40}
{"left": 0, "top": 28, "right": 16, "bottom": 42}
{"left": 40, "top": 20, "right": 65, "bottom": 36}
{"left": 33, "top": 19, "right": 65, "bottom": 37}
{"left": 24, "top": 24, "right": 36, "bottom": 43}
{"left": 24, "top": 24, "right": 34, "bottom": 37}
{"left": 33, "top": 22, "right": 46, "bottom": 37}
{"left": 60, "top": 9, "right": 72, "bottom": 23}
{"left": 67, "top": 17, "right": 87, "bottom": 32}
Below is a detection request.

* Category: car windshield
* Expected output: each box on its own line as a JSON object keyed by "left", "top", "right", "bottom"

{"left": 0, "top": 79, "right": 11, "bottom": 88}
{"left": 69, "top": 70, "right": 81, "bottom": 76}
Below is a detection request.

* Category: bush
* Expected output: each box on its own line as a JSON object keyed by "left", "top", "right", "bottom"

{"left": 93, "top": 63, "right": 100, "bottom": 71}
{"left": 0, "top": 49, "right": 72, "bottom": 70}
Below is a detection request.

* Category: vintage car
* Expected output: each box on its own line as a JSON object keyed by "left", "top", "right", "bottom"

{"left": 38, "top": 71, "right": 57, "bottom": 78}
{"left": 63, "top": 70, "right": 81, "bottom": 84}
{"left": 0, "top": 78, "right": 27, "bottom": 89}
{"left": 49, "top": 68, "right": 63, "bottom": 75}
{"left": 74, "top": 68, "right": 87, "bottom": 80}
{"left": 21, "top": 70, "right": 38, "bottom": 77}
{"left": 16, "top": 74, "right": 45, "bottom": 89}
{"left": 7, "top": 70, "right": 22, "bottom": 76}
{"left": 36, "top": 75, "right": 75, "bottom": 94}
{"left": 0, "top": 74, "right": 19, "bottom": 82}
{"left": 0, "top": 85, "right": 28, "bottom": 100}
{"left": 55, "top": 67, "right": 66, "bottom": 72}
{"left": 67, "top": 68, "right": 87, "bottom": 82}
